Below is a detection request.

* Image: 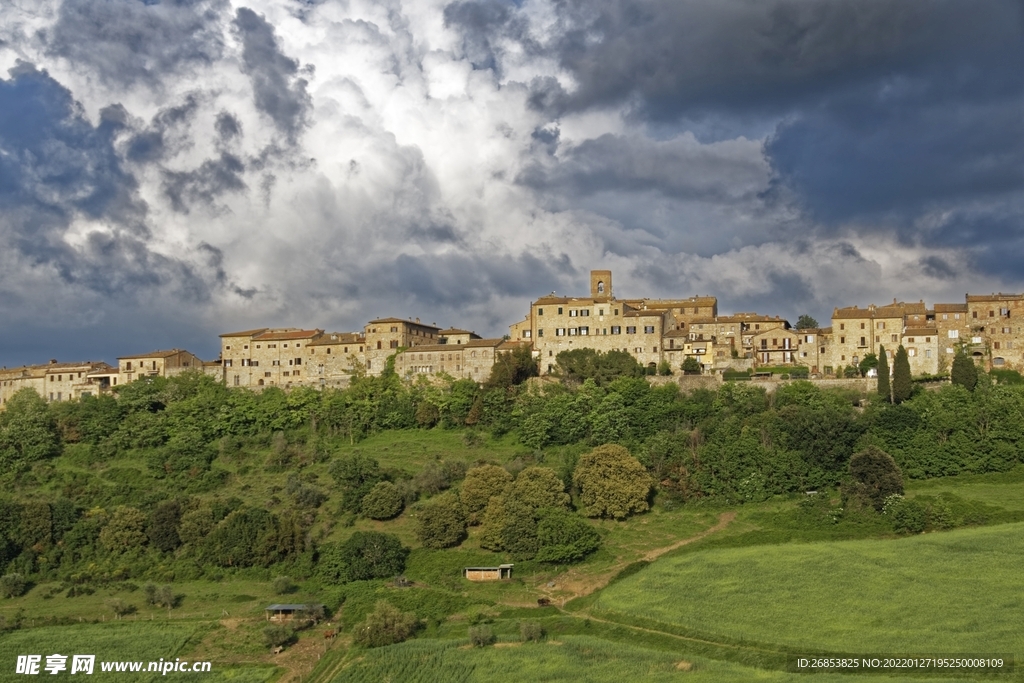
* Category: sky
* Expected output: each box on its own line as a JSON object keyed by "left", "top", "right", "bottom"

{"left": 1, "top": 0, "right": 1023, "bottom": 365}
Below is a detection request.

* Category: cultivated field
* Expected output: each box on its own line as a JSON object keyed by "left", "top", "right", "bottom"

{"left": 594, "top": 521, "right": 1024, "bottom": 655}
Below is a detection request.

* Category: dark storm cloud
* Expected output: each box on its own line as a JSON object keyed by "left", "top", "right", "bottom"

{"left": 530, "top": 0, "right": 1024, "bottom": 119}
{"left": 162, "top": 152, "right": 247, "bottom": 212}
{"left": 0, "top": 64, "right": 216, "bottom": 299}
{"left": 126, "top": 95, "right": 201, "bottom": 163}
{"left": 47, "top": 0, "right": 227, "bottom": 88}
{"left": 233, "top": 7, "right": 311, "bottom": 141}
{"left": 215, "top": 111, "right": 242, "bottom": 141}
{"left": 444, "top": 0, "right": 539, "bottom": 73}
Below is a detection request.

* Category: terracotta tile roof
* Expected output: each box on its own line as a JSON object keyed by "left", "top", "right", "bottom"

{"left": 367, "top": 318, "right": 442, "bottom": 329}
{"left": 308, "top": 332, "right": 363, "bottom": 346}
{"left": 117, "top": 349, "right": 192, "bottom": 360}
{"left": 253, "top": 329, "right": 323, "bottom": 341}
{"left": 716, "top": 313, "right": 786, "bottom": 323}
{"left": 966, "top": 293, "right": 1024, "bottom": 302}
{"left": 219, "top": 328, "right": 269, "bottom": 338}
{"left": 903, "top": 327, "right": 938, "bottom": 336}
{"left": 533, "top": 296, "right": 571, "bottom": 305}
{"left": 663, "top": 329, "right": 689, "bottom": 337}
{"left": 439, "top": 328, "right": 475, "bottom": 335}
{"left": 463, "top": 338, "right": 505, "bottom": 348}
{"left": 934, "top": 303, "right": 968, "bottom": 312}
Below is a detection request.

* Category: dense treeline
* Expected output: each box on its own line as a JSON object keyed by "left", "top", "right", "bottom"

{"left": 2, "top": 346, "right": 1023, "bottom": 589}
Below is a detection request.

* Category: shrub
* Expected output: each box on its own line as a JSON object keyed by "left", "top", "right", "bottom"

{"left": 884, "top": 495, "right": 927, "bottom": 534}
{"left": 0, "top": 573, "right": 27, "bottom": 598}
{"left": 106, "top": 598, "right": 136, "bottom": 618}
{"left": 510, "top": 467, "right": 570, "bottom": 511}
{"left": 534, "top": 508, "right": 601, "bottom": 563}
{"left": 353, "top": 601, "right": 418, "bottom": 648}
{"left": 319, "top": 532, "right": 409, "bottom": 583}
{"left": 469, "top": 625, "right": 496, "bottom": 647}
{"left": 520, "top": 621, "right": 545, "bottom": 642}
{"left": 263, "top": 624, "right": 295, "bottom": 648}
{"left": 273, "top": 576, "right": 297, "bottom": 595}
{"left": 842, "top": 446, "right": 904, "bottom": 511}
{"left": 361, "top": 481, "right": 404, "bottom": 520}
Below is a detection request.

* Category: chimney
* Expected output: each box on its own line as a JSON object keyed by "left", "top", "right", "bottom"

{"left": 416, "top": 317, "right": 420, "bottom": 323}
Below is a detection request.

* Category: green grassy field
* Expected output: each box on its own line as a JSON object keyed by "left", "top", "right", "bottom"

{"left": 907, "top": 465, "right": 1024, "bottom": 510}
{"left": 326, "top": 635, "right": 967, "bottom": 683}
{"left": 0, "top": 622, "right": 276, "bottom": 682}
{"left": 594, "top": 522, "right": 1024, "bottom": 655}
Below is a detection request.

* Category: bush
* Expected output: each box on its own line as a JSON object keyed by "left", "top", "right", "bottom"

{"left": 469, "top": 625, "right": 496, "bottom": 647}
{"left": 0, "top": 573, "right": 27, "bottom": 598}
{"left": 353, "top": 601, "right": 418, "bottom": 648}
{"left": 534, "top": 508, "right": 601, "bottom": 563}
{"left": 106, "top": 598, "right": 136, "bottom": 618}
{"left": 273, "top": 576, "right": 297, "bottom": 595}
{"left": 361, "top": 481, "right": 404, "bottom": 520}
{"left": 520, "top": 621, "right": 544, "bottom": 642}
{"left": 460, "top": 465, "right": 512, "bottom": 523}
{"left": 884, "top": 495, "right": 927, "bottom": 534}
{"left": 263, "top": 624, "right": 295, "bottom": 648}
{"left": 319, "top": 532, "right": 409, "bottom": 583}
{"left": 842, "top": 446, "right": 904, "bottom": 511}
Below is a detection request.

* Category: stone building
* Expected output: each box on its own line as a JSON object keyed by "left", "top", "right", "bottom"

{"left": 393, "top": 338, "right": 519, "bottom": 381}
{"left": 750, "top": 326, "right": 802, "bottom": 365}
{"left": 362, "top": 318, "right": 442, "bottom": 375}
{"left": 219, "top": 328, "right": 324, "bottom": 388}
{"left": 306, "top": 332, "right": 366, "bottom": 387}
{"left": 437, "top": 328, "right": 482, "bottom": 345}
{"left": 116, "top": 349, "right": 204, "bottom": 386}
{"left": 514, "top": 270, "right": 718, "bottom": 375}
{"left": 0, "top": 360, "right": 115, "bottom": 406}
{"left": 965, "top": 294, "right": 1024, "bottom": 370}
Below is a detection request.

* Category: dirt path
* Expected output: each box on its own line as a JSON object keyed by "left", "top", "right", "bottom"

{"left": 546, "top": 511, "right": 737, "bottom": 601}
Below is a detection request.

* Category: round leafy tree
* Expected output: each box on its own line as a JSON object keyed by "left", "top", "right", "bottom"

{"left": 572, "top": 444, "right": 652, "bottom": 519}
{"left": 459, "top": 465, "right": 512, "bottom": 523}
{"left": 415, "top": 492, "right": 467, "bottom": 549}
{"left": 354, "top": 601, "right": 418, "bottom": 648}
{"left": 843, "top": 445, "right": 904, "bottom": 511}
{"left": 319, "top": 531, "right": 409, "bottom": 582}
{"left": 510, "top": 467, "right": 570, "bottom": 510}
{"left": 361, "top": 481, "right": 404, "bottom": 520}
{"left": 534, "top": 508, "right": 601, "bottom": 564}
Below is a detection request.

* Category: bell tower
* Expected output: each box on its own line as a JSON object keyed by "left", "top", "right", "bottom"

{"left": 590, "top": 270, "right": 612, "bottom": 300}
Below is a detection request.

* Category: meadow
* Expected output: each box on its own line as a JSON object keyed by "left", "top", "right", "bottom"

{"left": 593, "top": 521, "right": 1024, "bottom": 655}
{"left": 0, "top": 622, "right": 276, "bottom": 682}
{"left": 324, "top": 635, "right": 967, "bottom": 683}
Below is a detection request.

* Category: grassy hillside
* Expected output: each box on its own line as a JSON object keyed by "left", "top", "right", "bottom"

{"left": 595, "top": 522, "right": 1024, "bottom": 654}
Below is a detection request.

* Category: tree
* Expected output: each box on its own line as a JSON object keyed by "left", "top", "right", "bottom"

{"left": 415, "top": 492, "right": 467, "bottom": 549}
{"left": 555, "top": 348, "right": 643, "bottom": 386}
{"left": 330, "top": 454, "right": 385, "bottom": 513}
{"left": 361, "top": 481, "right": 404, "bottom": 520}
{"left": 657, "top": 360, "right": 672, "bottom": 376}
{"left": 877, "top": 345, "right": 890, "bottom": 402}
{"left": 148, "top": 500, "right": 182, "bottom": 553}
{"left": 681, "top": 357, "right": 702, "bottom": 375}
{"left": 892, "top": 345, "right": 912, "bottom": 404}
{"left": 459, "top": 465, "right": 512, "bottom": 523}
{"left": 354, "top": 601, "right": 418, "bottom": 648}
{"left": 572, "top": 444, "right": 652, "bottom": 519}
{"left": 0, "top": 389, "right": 60, "bottom": 469}
{"left": 534, "top": 508, "right": 601, "bottom": 563}
{"left": 485, "top": 344, "right": 538, "bottom": 389}
{"left": 842, "top": 446, "right": 904, "bottom": 511}
{"left": 951, "top": 351, "right": 978, "bottom": 391}
{"left": 479, "top": 495, "right": 538, "bottom": 559}
{"left": 858, "top": 353, "right": 878, "bottom": 377}
{"left": 0, "top": 573, "right": 27, "bottom": 598}
{"left": 510, "top": 467, "right": 570, "bottom": 510}
{"left": 320, "top": 531, "right": 409, "bottom": 582}
{"left": 99, "top": 506, "right": 148, "bottom": 554}
{"left": 795, "top": 315, "right": 819, "bottom": 329}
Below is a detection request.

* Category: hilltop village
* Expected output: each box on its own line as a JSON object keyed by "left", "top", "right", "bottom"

{"left": 1, "top": 269, "right": 1020, "bottom": 406}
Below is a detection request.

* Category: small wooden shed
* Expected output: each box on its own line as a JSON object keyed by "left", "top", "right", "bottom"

{"left": 264, "top": 603, "right": 324, "bottom": 621}
{"left": 462, "top": 564, "right": 514, "bottom": 581}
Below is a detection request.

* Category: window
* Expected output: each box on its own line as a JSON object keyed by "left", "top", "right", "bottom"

{"left": 569, "top": 309, "right": 578, "bottom": 317}
{"left": 581, "top": 309, "right": 590, "bottom": 316}
{"left": 256, "top": 345, "right": 261, "bottom": 349}
{"left": 761, "top": 339, "right": 768, "bottom": 349}
{"left": 538, "top": 308, "right": 544, "bottom": 316}
{"left": 840, "top": 336, "right": 846, "bottom": 344}
{"left": 860, "top": 337, "right": 866, "bottom": 346}
{"left": 891, "top": 334, "right": 898, "bottom": 342}
{"left": 556, "top": 328, "right": 565, "bottom": 336}
{"left": 840, "top": 323, "right": 845, "bottom": 330}
{"left": 772, "top": 338, "right": 778, "bottom": 346}
{"left": 558, "top": 307, "right": 563, "bottom": 314}
{"left": 644, "top": 325, "right": 655, "bottom": 334}
{"left": 272, "top": 360, "right": 280, "bottom": 366}
{"left": 820, "top": 346, "right": 825, "bottom": 354}
{"left": 908, "top": 349, "right": 916, "bottom": 357}
{"left": 611, "top": 326, "right": 621, "bottom": 334}
{"left": 948, "top": 330, "right": 959, "bottom": 338}
{"left": 390, "top": 340, "right": 399, "bottom": 348}
{"left": 283, "top": 371, "right": 290, "bottom": 377}
{"left": 568, "top": 328, "right": 578, "bottom": 336}
{"left": 265, "top": 372, "right": 271, "bottom": 377}
{"left": 878, "top": 322, "right": 885, "bottom": 329}
{"left": 538, "top": 329, "right": 544, "bottom": 337}
{"left": 942, "top": 313, "right": 948, "bottom": 320}
{"left": 626, "top": 326, "right": 637, "bottom": 334}
{"left": 615, "top": 309, "right": 619, "bottom": 315}
{"left": 377, "top": 341, "right": 382, "bottom": 349}
{"left": 224, "top": 359, "right": 232, "bottom": 367}
{"left": 523, "top": 330, "right": 532, "bottom": 338}
{"left": 599, "top": 309, "right": 604, "bottom": 315}
{"left": 579, "top": 327, "right": 589, "bottom": 335}
{"left": 973, "top": 311, "right": 978, "bottom": 318}
{"left": 295, "top": 358, "right": 302, "bottom": 365}
{"left": 860, "top": 322, "right": 865, "bottom": 329}
{"left": 225, "top": 345, "right": 231, "bottom": 350}
{"left": 597, "top": 281, "right": 605, "bottom": 293}
{"left": 925, "top": 337, "right": 931, "bottom": 343}
{"left": 367, "top": 361, "right": 371, "bottom": 369}
{"left": 995, "top": 341, "right": 1001, "bottom": 349}
{"left": 926, "top": 350, "right": 932, "bottom": 358}
{"left": 907, "top": 337, "right": 915, "bottom": 343}
{"left": 233, "top": 375, "right": 240, "bottom": 386}
{"left": 244, "top": 345, "right": 249, "bottom": 349}
{"left": 955, "top": 313, "right": 961, "bottom": 319}
{"left": 653, "top": 347, "right": 658, "bottom": 352}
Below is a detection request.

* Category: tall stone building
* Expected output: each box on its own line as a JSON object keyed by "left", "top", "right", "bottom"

{"left": 115, "top": 349, "right": 204, "bottom": 386}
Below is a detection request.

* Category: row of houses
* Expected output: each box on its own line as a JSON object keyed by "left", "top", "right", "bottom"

{"left": 3, "top": 269, "right": 1022, "bottom": 406}
{"left": 508, "top": 270, "right": 1023, "bottom": 377}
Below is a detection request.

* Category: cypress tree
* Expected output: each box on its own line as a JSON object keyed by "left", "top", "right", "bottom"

{"left": 877, "top": 345, "right": 890, "bottom": 402}
{"left": 892, "top": 345, "right": 912, "bottom": 404}
{"left": 951, "top": 351, "right": 978, "bottom": 391}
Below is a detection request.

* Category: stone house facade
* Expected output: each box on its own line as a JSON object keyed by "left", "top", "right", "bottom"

{"left": 0, "top": 360, "right": 114, "bottom": 406}
{"left": 116, "top": 349, "right": 204, "bottom": 386}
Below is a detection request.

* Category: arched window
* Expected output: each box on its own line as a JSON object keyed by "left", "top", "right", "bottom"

{"left": 993, "top": 357, "right": 1006, "bottom": 366}
{"left": 597, "top": 281, "right": 605, "bottom": 293}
